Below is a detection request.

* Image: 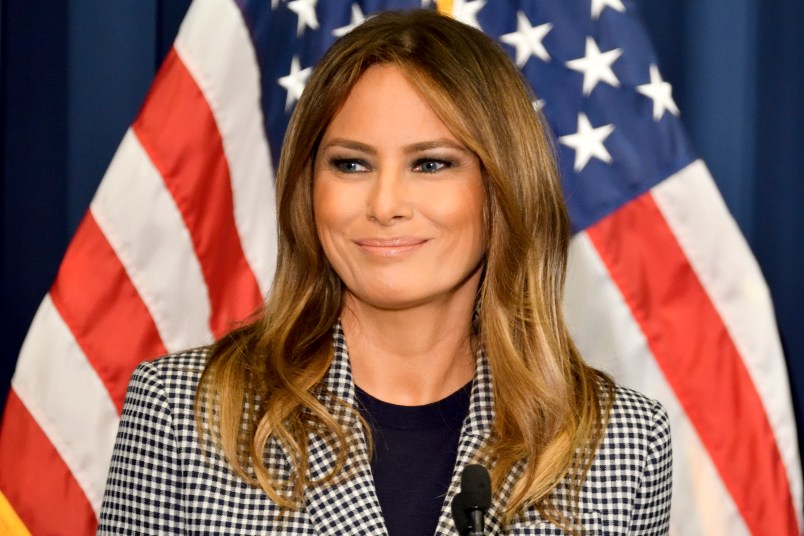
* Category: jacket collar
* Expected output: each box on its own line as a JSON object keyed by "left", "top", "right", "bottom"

{"left": 304, "top": 322, "right": 510, "bottom": 535}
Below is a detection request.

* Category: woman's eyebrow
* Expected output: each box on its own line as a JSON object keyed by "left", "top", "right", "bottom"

{"left": 320, "top": 138, "right": 376, "bottom": 155}
{"left": 404, "top": 139, "right": 471, "bottom": 154}
{"left": 319, "top": 137, "right": 470, "bottom": 155}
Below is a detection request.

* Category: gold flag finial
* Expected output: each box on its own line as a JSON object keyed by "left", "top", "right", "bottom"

{"left": 436, "top": 0, "right": 453, "bottom": 16}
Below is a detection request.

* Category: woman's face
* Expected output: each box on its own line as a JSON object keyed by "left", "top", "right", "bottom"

{"left": 313, "top": 64, "right": 486, "bottom": 312}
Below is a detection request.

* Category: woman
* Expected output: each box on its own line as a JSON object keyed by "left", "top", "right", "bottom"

{"left": 97, "top": 9, "right": 671, "bottom": 536}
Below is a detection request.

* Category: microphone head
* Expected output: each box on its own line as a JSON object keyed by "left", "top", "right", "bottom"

{"left": 460, "top": 464, "right": 491, "bottom": 510}
{"left": 452, "top": 464, "right": 492, "bottom": 535}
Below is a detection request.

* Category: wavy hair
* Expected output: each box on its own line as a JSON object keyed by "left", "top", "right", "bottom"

{"left": 196, "top": 9, "right": 613, "bottom": 531}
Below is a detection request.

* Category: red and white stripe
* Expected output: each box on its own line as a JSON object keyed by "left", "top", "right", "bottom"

{"left": 565, "top": 160, "right": 803, "bottom": 535}
{"left": 0, "top": 1, "right": 273, "bottom": 533}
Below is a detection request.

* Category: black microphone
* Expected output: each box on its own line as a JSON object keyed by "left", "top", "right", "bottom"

{"left": 451, "top": 464, "right": 491, "bottom": 536}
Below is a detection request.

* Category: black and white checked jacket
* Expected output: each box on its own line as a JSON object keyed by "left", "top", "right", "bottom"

{"left": 97, "top": 326, "right": 672, "bottom": 535}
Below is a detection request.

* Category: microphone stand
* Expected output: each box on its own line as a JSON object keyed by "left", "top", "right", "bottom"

{"left": 468, "top": 509, "right": 485, "bottom": 535}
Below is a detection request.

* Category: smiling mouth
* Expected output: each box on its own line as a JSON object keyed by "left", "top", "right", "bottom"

{"left": 355, "top": 238, "right": 428, "bottom": 257}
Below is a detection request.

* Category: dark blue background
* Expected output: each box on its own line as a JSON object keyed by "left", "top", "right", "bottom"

{"left": 3, "top": 1, "right": 803, "bottom": 457}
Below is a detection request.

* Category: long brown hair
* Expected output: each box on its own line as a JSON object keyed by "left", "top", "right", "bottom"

{"left": 196, "top": 9, "right": 613, "bottom": 529}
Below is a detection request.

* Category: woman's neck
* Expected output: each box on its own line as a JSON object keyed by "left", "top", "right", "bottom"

{"left": 341, "top": 295, "right": 476, "bottom": 406}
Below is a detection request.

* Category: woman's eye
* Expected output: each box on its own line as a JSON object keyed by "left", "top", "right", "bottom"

{"left": 413, "top": 159, "right": 451, "bottom": 173}
{"left": 331, "top": 159, "right": 369, "bottom": 173}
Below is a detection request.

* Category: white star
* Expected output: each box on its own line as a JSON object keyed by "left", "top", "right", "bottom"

{"left": 451, "top": 0, "right": 486, "bottom": 30}
{"left": 637, "top": 65, "right": 680, "bottom": 120}
{"left": 332, "top": 4, "right": 366, "bottom": 37}
{"left": 533, "top": 99, "right": 546, "bottom": 113}
{"left": 559, "top": 113, "right": 615, "bottom": 172}
{"left": 287, "top": 0, "right": 319, "bottom": 36}
{"left": 565, "top": 37, "right": 622, "bottom": 95}
{"left": 278, "top": 56, "right": 312, "bottom": 111}
{"left": 591, "top": 0, "right": 626, "bottom": 19}
{"left": 500, "top": 11, "right": 553, "bottom": 66}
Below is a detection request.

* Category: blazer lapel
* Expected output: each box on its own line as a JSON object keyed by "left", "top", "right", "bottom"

{"left": 303, "top": 324, "right": 389, "bottom": 536}
{"left": 434, "top": 350, "right": 527, "bottom": 535}
{"left": 303, "top": 325, "right": 527, "bottom": 535}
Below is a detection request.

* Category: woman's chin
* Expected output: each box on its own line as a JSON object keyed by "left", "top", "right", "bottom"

{"left": 344, "top": 286, "right": 442, "bottom": 312}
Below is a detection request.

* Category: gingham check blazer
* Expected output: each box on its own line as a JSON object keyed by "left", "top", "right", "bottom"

{"left": 97, "top": 325, "right": 672, "bottom": 535}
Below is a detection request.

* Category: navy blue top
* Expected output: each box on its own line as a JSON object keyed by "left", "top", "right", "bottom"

{"left": 354, "top": 382, "right": 472, "bottom": 536}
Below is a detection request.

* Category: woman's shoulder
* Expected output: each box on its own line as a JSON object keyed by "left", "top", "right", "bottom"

{"left": 133, "top": 346, "right": 209, "bottom": 377}
{"left": 602, "top": 382, "right": 671, "bottom": 443}
{"left": 510, "top": 382, "right": 672, "bottom": 533}
{"left": 588, "top": 381, "right": 672, "bottom": 503}
{"left": 580, "top": 380, "right": 672, "bottom": 486}
{"left": 115, "top": 347, "right": 214, "bottom": 464}
{"left": 124, "top": 347, "right": 211, "bottom": 409}
{"left": 557, "top": 381, "right": 673, "bottom": 532}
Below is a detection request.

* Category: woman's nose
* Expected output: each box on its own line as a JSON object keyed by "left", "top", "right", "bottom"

{"left": 365, "top": 168, "right": 413, "bottom": 225}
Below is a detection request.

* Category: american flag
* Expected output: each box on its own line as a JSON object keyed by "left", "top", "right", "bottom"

{"left": 0, "top": 0, "right": 800, "bottom": 534}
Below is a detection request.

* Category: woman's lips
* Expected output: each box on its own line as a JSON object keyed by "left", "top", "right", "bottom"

{"left": 355, "top": 238, "right": 428, "bottom": 257}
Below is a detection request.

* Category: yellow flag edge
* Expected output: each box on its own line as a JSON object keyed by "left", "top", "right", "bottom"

{"left": 0, "top": 490, "right": 32, "bottom": 536}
